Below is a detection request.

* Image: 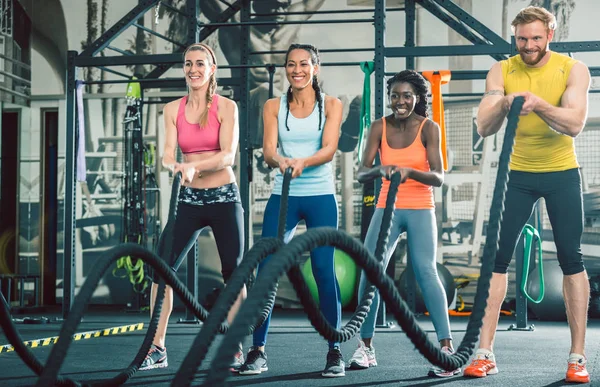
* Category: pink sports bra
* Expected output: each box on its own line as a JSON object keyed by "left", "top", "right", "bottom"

{"left": 176, "top": 94, "right": 221, "bottom": 154}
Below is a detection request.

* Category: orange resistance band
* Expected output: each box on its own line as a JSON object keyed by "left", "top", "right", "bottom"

{"left": 422, "top": 70, "right": 451, "bottom": 171}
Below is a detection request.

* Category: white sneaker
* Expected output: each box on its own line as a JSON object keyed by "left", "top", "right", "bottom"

{"left": 348, "top": 340, "right": 377, "bottom": 369}
{"left": 428, "top": 346, "right": 461, "bottom": 377}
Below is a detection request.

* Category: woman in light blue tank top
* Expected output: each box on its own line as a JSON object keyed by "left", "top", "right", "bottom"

{"left": 237, "top": 44, "right": 346, "bottom": 378}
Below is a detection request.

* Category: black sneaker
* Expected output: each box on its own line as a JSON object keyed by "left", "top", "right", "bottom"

{"left": 322, "top": 348, "right": 345, "bottom": 377}
{"left": 139, "top": 344, "right": 168, "bottom": 371}
{"left": 238, "top": 347, "right": 268, "bottom": 375}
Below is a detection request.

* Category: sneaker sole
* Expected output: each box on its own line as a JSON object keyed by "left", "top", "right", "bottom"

{"left": 139, "top": 361, "right": 168, "bottom": 371}
{"left": 349, "top": 361, "right": 378, "bottom": 370}
{"left": 348, "top": 361, "right": 369, "bottom": 370}
{"left": 238, "top": 367, "right": 268, "bottom": 375}
{"left": 565, "top": 375, "right": 590, "bottom": 383}
{"left": 322, "top": 371, "right": 346, "bottom": 378}
{"left": 428, "top": 368, "right": 461, "bottom": 377}
{"left": 463, "top": 367, "right": 498, "bottom": 378}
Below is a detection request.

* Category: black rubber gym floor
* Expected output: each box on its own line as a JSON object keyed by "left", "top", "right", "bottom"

{"left": 1, "top": 309, "right": 598, "bottom": 386}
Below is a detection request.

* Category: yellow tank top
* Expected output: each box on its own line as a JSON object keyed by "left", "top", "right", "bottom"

{"left": 501, "top": 52, "right": 579, "bottom": 172}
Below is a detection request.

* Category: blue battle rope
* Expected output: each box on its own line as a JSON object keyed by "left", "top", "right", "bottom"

{"left": 0, "top": 96, "right": 524, "bottom": 387}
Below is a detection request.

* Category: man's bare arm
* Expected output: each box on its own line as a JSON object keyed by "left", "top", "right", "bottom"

{"left": 476, "top": 62, "right": 510, "bottom": 138}
{"left": 530, "top": 62, "right": 590, "bottom": 137}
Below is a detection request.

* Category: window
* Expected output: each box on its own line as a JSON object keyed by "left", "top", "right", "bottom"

{"left": 0, "top": 0, "right": 12, "bottom": 37}
{"left": 0, "top": 35, "right": 4, "bottom": 82}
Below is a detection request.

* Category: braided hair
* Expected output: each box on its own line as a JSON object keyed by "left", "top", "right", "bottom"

{"left": 284, "top": 44, "right": 323, "bottom": 131}
{"left": 386, "top": 70, "right": 429, "bottom": 118}
{"left": 183, "top": 43, "right": 218, "bottom": 128}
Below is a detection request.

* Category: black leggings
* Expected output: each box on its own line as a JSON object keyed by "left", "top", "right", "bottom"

{"left": 494, "top": 168, "right": 584, "bottom": 275}
{"left": 153, "top": 184, "right": 244, "bottom": 283}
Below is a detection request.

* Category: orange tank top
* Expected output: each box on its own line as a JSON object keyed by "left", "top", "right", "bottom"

{"left": 376, "top": 117, "right": 434, "bottom": 209}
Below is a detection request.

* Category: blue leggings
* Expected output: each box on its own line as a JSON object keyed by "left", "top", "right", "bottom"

{"left": 358, "top": 208, "right": 452, "bottom": 341}
{"left": 253, "top": 194, "right": 341, "bottom": 349}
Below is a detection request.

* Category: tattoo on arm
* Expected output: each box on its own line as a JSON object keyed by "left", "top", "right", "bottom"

{"left": 482, "top": 90, "right": 505, "bottom": 98}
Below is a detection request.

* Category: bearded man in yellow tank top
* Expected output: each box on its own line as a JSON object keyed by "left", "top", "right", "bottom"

{"left": 463, "top": 6, "right": 592, "bottom": 384}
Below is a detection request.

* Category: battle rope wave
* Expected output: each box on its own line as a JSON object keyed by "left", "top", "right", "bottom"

{"left": 202, "top": 96, "right": 525, "bottom": 386}
{"left": 0, "top": 97, "right": 524, "bottom": 386}
{"left": 171, "top": 167, "right": 401, "bottom": 385}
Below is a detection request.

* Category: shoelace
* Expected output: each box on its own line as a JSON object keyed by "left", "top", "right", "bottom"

{"left": 568, "top": 362, "right": 585, "bottom": 372}
{"left": 471, "top": 359, "right": 492, "bottom": 367}
{"left": 143, "top": 347, "right": 160, "bottom": 362}
{"left": 327, "top": 350, "right": 342, "bottom": 366}
{"left": 246, "top": 349, "right": 263, "bottom": 364}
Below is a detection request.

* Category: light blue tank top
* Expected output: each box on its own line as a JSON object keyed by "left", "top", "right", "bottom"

{"left": 272, "top": 92, "right": 335, "bottom": 196}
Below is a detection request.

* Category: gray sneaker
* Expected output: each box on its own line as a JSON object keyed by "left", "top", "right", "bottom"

{"left": 238, "top": 347, "right": 268, "bottom": 375}
{"left": 322, "top": 348, "right": 345, "bottom": 377}
{"left": 139, "top": 345, "right": 168, "bottom": 371}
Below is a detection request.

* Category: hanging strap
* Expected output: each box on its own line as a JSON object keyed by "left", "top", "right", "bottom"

{"left": 422, "top": 70, "right": 451, "bottom": 171}
{"left": 358, "top": 61, "right": 375, "bottom": 163}
{"left": 75, "top": 80, "right": 87, "bottom": 182}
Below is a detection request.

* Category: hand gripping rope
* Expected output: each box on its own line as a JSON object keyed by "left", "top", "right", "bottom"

{"left": 0, "top": 97, "right": 524, "bottom": 387}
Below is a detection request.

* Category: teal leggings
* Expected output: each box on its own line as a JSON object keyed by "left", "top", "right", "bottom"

{"left": 358, "top": 208, "right": 452, "bottom": 341}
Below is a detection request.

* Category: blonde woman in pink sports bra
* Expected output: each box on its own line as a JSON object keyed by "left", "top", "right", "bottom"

{"left": 140, "top": 43, "right": 247, "bottom": 372}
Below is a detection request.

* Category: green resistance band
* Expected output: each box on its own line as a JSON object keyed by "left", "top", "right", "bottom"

{"left": 114, "top": 235, "right": 148, "bottom": 293}
{"left": 520, "top": 224, "right": 545, "bottom": 304}
{"left": 144, "top": 143, "right": 156, "bottom": 167}
{"left": 358, "top": 61, "right": 375, "bottom": 163}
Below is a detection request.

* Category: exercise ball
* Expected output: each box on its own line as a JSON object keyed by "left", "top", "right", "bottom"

{"left": 397, "top": 263, "right": 455, "bottom": 314}
{"left": 527, "top": 258, "right": 567, "bottom": 321}
{"left": 301, "top": 249, "right": 358, "bottom": 307}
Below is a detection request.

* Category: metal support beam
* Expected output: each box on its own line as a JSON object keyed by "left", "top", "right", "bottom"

{"left": 551, "top": 41, "right": 600, "bottom": 53}
{"left": 417, "top": 0, "right": 508, "bottom": 61}
{"left": 98, "top": 66, "right": 130, "bottom": 79}
{"left": 430, "top": 0, "right": 507, "bottom": 46}
{"left": 186, "top": 0, "right": 199, "bottom": 45}
{"left": 79, "top": 0, "right": 159, "bottom": 57}
{"left": 106, "top": 45, "right": 133, "bottom": 56}
{"left": 251, "top": 7, "right": 405, "bottom": 17}
{"left": 405, "top": 0, "right": 416, "bottom": 70}
{"left": 385, "top": 44, "right": 512, "bottom": 57}
{"left": 62, "top": 51, "right": 78, "bottom": 319}
{"left": 0, "top": 85, "right": 30, "bottom": 100}
{"left": 239, "top": 0, "right": 251, "bottom": 253}
{"left": 374, "top": 0, "right": 385, "bottom": 127}
{"left": 197, "top": 18, "right": 373, "bottom": 27}
{"left": 75, "top": 53, "right": 181, "bottom": 67}
{"left": 142, "top": 0, "right": 242, "bottom": 81}
{"left": 133, "top": 22, "right": 186, "bottom": 48}
{"left": 0, "top": 69, "right": 31, "bottom": 85}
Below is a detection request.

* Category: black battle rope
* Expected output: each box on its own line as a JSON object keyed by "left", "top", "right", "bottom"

{"left": 172, "top": 167, "right": 400, "bottom": 385}
{"left": 204, "top": 97, "right": 524, "bottom": 386}
{"left": 35, "top": 173, "right": 185, "bottom": 386}
{"left": 284, "top": 171, "right": 401, "bottom": 343}
{"left": 0, "top": 172, "right": 180, "bottom": 386}
{"left": 0, "top": 97, "right": 523, "bottom": 386}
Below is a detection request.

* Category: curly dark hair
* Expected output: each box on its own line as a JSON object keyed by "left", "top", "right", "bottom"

{"left": 283, "top": 44, "right": 323, "bottom": 131}
{"left": 386, "top": 70, "right": 429, "bottom": 118}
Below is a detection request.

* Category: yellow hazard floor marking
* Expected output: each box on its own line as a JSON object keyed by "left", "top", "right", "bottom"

{"left": 0, "top": 322, "right": 144, "bottom": 354}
